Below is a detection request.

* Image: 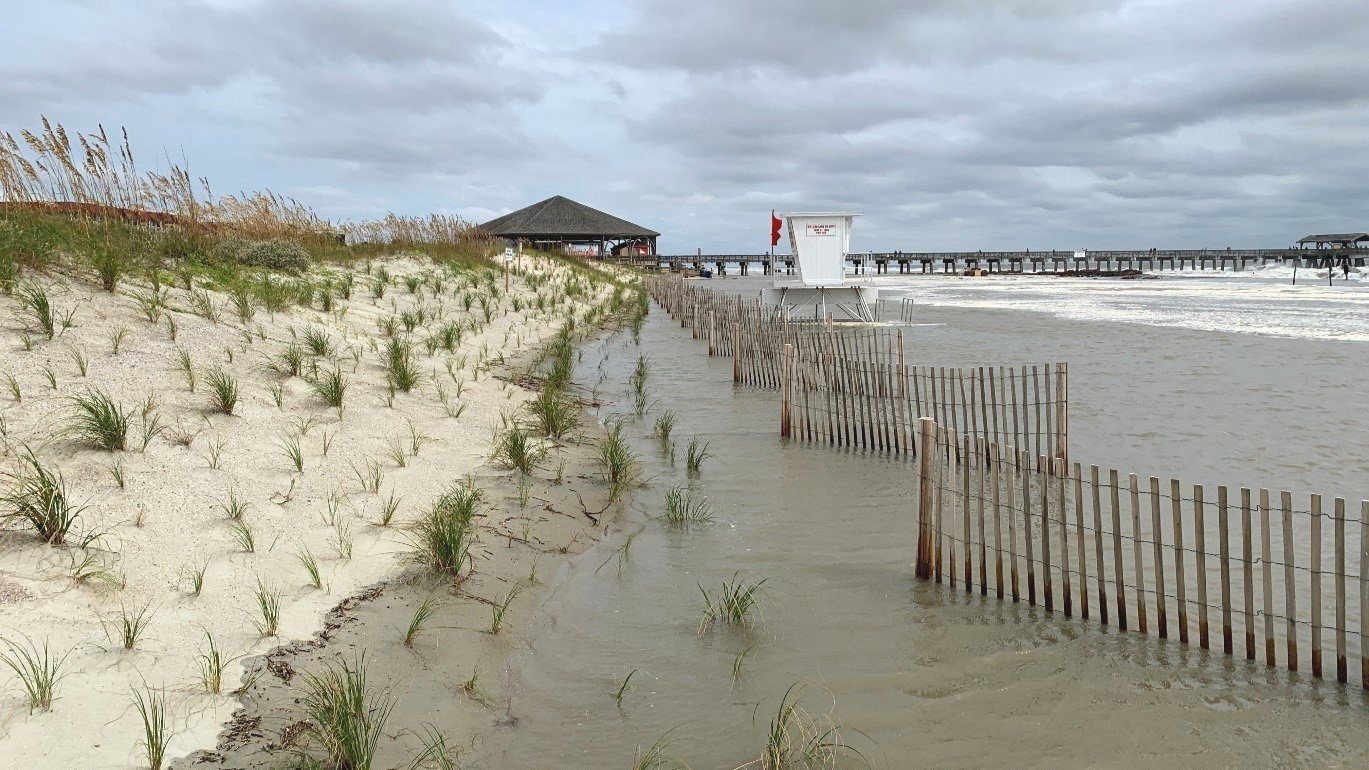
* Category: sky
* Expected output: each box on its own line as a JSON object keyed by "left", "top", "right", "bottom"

{"left": 3, "top": 0, "right": 1368, "bottom": 253}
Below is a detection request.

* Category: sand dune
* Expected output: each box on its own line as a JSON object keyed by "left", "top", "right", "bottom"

{"left": 0, "top": 253, "right": 617, "bottom": 768}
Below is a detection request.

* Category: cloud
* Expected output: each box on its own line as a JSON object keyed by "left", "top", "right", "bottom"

{"left": 1, "top": 0, "right": 1368, "bottom": 251}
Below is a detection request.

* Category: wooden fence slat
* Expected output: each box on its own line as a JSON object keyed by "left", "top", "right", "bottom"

{"left": 1172, "top": 479, "right": 1189, "bottom": 645}
{"left": 992, "top": 443, "right": 1005, "bottom": 599}
{"left": 1008, "top": 445, "right": 1020, "bottom": 603}
{"left": 1282, "top": 490, "right": 1296, "bottom": 670}
{"left": 1041, "top": 454, "right": 1054, "bottom": 612}
{"left": 1057, "top": 458, "right": 1072, "bottom": 617}
{"left": 1260, "top": 489, "right": 1275, "bottom": 667}
{"left": 1093, "top": 465, "right": 1108, "bottom": 625}
{"left": 1311, "top": 493, "right": 1323, "bottom": 678}
{"left": 1360, "top": 499, "right": 1368, "bottom": 689}
{"left": 1131, "top": 473, "right": 1147, "bottom": 635}
{"left": 1150, "top": 477, "right": 1167, "bottom": 638}
{"left": 1023, "top": 449, "right": 1037, "bottom": 606}
{"left": 1335, "top": 497, "right": 1347, "bottom": 684}
{"left": 978, "top": 438, "right": 988, "bottom": 596}
{"left": 1219, "top": 485, "right": 1233, "bottom": 656}
{"left": 1195, "top": 485, "right": 1209, "bottom": 650}
{"left": 1242, "top": 488, "right": 1255, "bottom": 661}
{"left": 962, "top": 435, "right": 973, "bottom": 592}
{"left": 1111, "top": 469, "right": 1127, "bottom": 631}
{"left": 1075, "top": 463, "right": 1089, "bottom": 620}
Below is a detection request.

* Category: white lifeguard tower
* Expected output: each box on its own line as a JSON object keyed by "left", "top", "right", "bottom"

{"left": 763, "top": 212, "right": 877, "bottom": 321}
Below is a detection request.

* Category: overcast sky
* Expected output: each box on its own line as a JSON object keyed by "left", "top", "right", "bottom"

{"left": 4, "top": 0, "right": 1367, "bottom": 252}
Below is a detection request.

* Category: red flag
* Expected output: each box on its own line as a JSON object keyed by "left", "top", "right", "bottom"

{"left": 770, "top": 210, "right": 783, "bottom": 247}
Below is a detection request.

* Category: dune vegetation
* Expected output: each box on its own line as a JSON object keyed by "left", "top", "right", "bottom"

{"left": 0, "top": 118, "right": 646, "bottom": 768}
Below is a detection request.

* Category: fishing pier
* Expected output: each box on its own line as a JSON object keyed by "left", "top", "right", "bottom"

{"left": 627, "top": 246, "right": 1369, "bottom": 276}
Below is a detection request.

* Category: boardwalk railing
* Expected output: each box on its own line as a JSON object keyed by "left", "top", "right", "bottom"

{"left": 646, "top": 275, "right": 1068, "bottom": 460}
{"left": 915, "top": 421, "right": 1369, "bottom": 688}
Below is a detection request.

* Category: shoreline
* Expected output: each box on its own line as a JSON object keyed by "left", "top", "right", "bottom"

{"left": 178, "top": 402, "right": 616, "bottom": 768}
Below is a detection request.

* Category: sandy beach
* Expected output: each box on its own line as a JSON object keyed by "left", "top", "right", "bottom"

{"left": 0, "top": 252, "right": 623, "bottom": 768}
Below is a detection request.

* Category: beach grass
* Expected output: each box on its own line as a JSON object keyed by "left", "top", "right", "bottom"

{"left": 69, "top": 389, "right": 129, "bottom": 450}
{"left": 411, "top": 483, "right": 480, "bottom": 577}
{"left": 1, "top": 449, "right": 85, "bottom": 544}
{"left": 132, "top": 686, "right": 172, "bottom": 770}
{"left": 698, "top": 573, "right": 767, "bottom": 633}
{"left": 299, "top": 655, "right": 392, "bottom": 770}
{"left": 0, "top": 636, "right": 69, "bottom": 713}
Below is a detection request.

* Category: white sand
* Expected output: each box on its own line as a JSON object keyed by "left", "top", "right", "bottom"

{"left": 0, "top": 253, "right": 614, "bottom": 768}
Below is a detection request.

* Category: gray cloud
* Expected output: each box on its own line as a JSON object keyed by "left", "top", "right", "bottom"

{"left": 1, "top": 0, "right": 1367, "bottom": 250}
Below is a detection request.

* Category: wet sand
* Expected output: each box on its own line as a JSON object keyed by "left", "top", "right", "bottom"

{"left": 176, "top": 406, "right": 617, "bottom": 768}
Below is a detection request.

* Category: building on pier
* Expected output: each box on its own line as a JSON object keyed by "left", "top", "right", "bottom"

{"left": 1297, "top": 233, "right": 1369, "bottom": 250}
{"left": 477, "top": 195, "right": 659, "bottom": 257}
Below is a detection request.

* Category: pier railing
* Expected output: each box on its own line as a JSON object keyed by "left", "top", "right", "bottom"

{"left": 916, "top": 423, "right": 1369, "bottom": 688}
{"left": 646, "top": 273, "right": 1369, "bottom": 691}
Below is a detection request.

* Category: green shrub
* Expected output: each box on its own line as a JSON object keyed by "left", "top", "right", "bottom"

{"left": 225, "top": 239, "right": 311, "bottom": 274}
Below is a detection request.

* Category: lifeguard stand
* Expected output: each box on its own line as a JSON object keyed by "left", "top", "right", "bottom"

{"left": 763, "top": 212, "right": 877, "bottom": 321}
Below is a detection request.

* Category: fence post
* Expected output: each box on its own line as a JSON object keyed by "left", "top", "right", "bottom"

{"left": 915, "top": 418, "right": 936, "bottom": 579}
{"left": 732, "top": 322, "right": 741, "bottom": 383}
{"left": 1055, "top": 362, "right": 1068, "bottom": 463}
{"left": 781, "top": 343, "right": 794, "bottom": 438}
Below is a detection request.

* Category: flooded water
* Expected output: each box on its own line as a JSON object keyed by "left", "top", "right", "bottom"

{"left": 467, "top": 277, "right": 1369, "bottom": 768}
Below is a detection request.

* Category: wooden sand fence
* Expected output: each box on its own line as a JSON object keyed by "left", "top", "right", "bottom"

{"left": 646, "top": 275, "right": 1068, "bottom": 461}
{"left": 647, "top": 275, "right": 1369, "bottom": 690}
{"left": 913, "top": 420, "right": 1369, "bottom": 688}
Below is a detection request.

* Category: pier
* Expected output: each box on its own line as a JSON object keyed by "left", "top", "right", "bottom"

{"left": 620, "top": 247, "right": 1369, "bottom": 276}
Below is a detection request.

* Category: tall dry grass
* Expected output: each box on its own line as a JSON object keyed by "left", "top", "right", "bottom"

{"left": 0, "top": 116, "right": 496, "bottom": 272}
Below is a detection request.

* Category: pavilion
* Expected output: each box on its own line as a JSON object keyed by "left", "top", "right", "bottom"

{"left": 1297, "top": 233, "right": 1369, "bottom": 250}
{"left": 478, "top": 195, "right": 659, "bottom": 257}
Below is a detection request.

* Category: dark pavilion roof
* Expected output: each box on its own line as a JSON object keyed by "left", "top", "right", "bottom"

{"left": 478, "top": 195, "right": 659, "bottom": 239}
{"left": 1298, "top": 233, "right": 1369, "bottom": 245}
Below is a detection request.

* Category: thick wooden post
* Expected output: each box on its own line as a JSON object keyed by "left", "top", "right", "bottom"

{"left": 1360, "top": 499, "right": 1368, "bottom": 689}
{"left": 1282, "top": 490, "right": 1297, "bottom": 670}
{"left": 915, "top": 418, "right": 936, "bottom": 579}
{"left": 1335, "top": 497, "right": 1347, "bottom": 683}
{"left": 1055, "top": 362, "right": 1068, "bottom": 463}
{"left": 1311, "top": 493, "right": 1323, "bottom": 677}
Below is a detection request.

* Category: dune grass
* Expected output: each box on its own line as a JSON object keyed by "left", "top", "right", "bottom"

{"left": 527, "top": 386, "right": 577, "bottom": 439}
{"left": 698, "top": 573, "right": 768, "bottom": 633}
{"left": 404, "top": 594, "right": 440, "bottom": 648}
{"left": 253, "top": 580, "right": 281, "bottom": 636}
{"left": 685, "top": 437, "right": 711, "bottom": 475}
{"left": 1, "top": 449, "right": 85, "bottom": 544}
{"left": 663, "top": 486, "right": 713, "bottom": 526}
{"left": 491, "top": 425, "right": 546, "bottom": 474}
{"left": 299, "top": 655, "right": 392, "bottom": 770}
{"left": 311, "top": 368, "right": 347, "bottom": 414}
{"left": 384, "top": 337, "right": 420, "bottom": 393}
{"left": 132, "top": 686, "right": 172, "bottom": 770}
{"left": 197, "top": 632, "right": 226, "bottom": 694}
{"left": 597, "top": 423, "right": 641, "bottom": 501}
{"left": 68, "top": 389, "right": 130, "bottom": 450}
{"left": 110, "top": 602, "right": 154, "bottom": 650}
{"left": 204, "top": 368, "right": 239, "bottom": 415}
{"left": 756, "top": 683, "right": 864, "bottom": 770}
{"left": 411, "top": 483, "right": 480, "bottom": 578}
{"left": 0, "top": 636, "right": 69, "bottom": 713}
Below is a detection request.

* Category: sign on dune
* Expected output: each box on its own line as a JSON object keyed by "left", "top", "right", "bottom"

{"left": 786, "top": 213, "right": 856, "bottom": 287}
